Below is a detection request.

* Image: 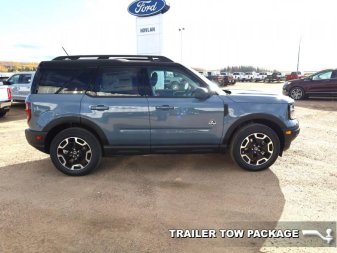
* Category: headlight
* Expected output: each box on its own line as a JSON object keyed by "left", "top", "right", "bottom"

{"left": 288, "top": 103, "right": 296, "bottom": 119}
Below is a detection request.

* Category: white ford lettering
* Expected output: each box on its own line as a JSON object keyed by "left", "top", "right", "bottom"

{"left": 135, "top": 1, "right": 157, "bottom": 13}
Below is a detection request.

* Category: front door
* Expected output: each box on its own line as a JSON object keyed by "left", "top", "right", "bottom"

{"left": 80, "top": 67, "right": 150, "bottom": 153}
{"left": 145, "top": 66, "right": 225, "bottom": 150}
{"left": 308, "top": 70, "right": 335, "bottom": 95}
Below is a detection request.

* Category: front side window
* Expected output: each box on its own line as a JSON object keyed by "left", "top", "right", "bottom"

{"left": 92, "top": 68, "right": 141, "bottom": 96}
{"left": 312, "top": 71, "right": 332, "bottom": 81}
{"left": 147, "top": 68, "right": 206, "bottom": 98}
{"left": 8, "top": 74, "right": 20, "bottom": 84}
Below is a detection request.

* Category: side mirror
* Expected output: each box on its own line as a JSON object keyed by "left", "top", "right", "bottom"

{"left": 2, "top": 80, "right": 11, "bottom": 85}
{"left": 304, "top": 77, "right": 312, "bottom": 81}
{"left": 194, "top": 87, "right": 211, "bottom": 100}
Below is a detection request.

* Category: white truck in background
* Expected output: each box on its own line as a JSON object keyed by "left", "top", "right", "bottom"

{"left": 232, "top": 72, "right": 245, "bottom": 81}
{"left": 255, "top": 72, "right": 271, "bottom": 82}
{"left": 0, "top": 85, "right": 12, "bottom": 118}
{"left": 2, "top": 72, "right": 35, "bottom": 102}
{"left": 243, "top": 72, "right": 257, "bottom": 82}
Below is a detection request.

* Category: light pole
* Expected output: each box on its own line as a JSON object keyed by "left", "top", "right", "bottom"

{"left": 178, "top": 27, "right": 185, "bottom": 62}
{"left": 296, "top": 37, "right": 302, "bottom": 73}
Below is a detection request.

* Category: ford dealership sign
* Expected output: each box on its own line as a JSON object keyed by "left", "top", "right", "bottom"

{"left": 128, "top": 0, "right": 170, "bottom": 17}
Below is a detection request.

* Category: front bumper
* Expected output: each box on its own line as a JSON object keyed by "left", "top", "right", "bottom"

{"left": 282, "top": 89, "right": 289, "bottom": 96}
{"left": 25, "top": 129, "right": 48, "bottom": 153}
{"left": 283, "top": 125, "right": 300, "bottom": 151}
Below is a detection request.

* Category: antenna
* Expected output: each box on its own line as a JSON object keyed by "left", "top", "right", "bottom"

{"left": 62, "top": 46, "right": 69, "bottom": 56}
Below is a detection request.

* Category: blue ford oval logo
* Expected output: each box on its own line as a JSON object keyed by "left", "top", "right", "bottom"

{"left": 128, "top": 0, "right": 170, "bottom": 17}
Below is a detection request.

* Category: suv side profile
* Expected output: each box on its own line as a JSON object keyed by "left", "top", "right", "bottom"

{"left": 25, "top": 55, "right": 300, "bottom": 176}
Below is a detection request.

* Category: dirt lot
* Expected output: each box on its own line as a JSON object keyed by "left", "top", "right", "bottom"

{"left": 0, "top": 82, "right": 336, "bottom": 253}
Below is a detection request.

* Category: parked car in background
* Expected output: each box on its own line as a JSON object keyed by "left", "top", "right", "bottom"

{"left": 2, "top": 72, "right": 35, "bottom": 101}
{"left": 283, "top": 69, "right": 337, "bottom": 100}
{"left": 0, "top": 85, "right": 12, "bottom": 118}
{"left": 220, "top": 72, "right": 236, "bottom": 85}
{"left": 264, "top": 72, "right": 284, "bottom": 82}
{"left": 243, "top": 72, "right": 257, "bottom": 82}
{"left": 232, "top": 72, "right": 245, "bottom": 81}
{"left": 255, "top": 72, "right": 270, "bottom": 82}
{"left": 285, "top": 71, "right": 304, "bottom": 81}
{"left": 0, "top": 73, "right": 11, "bottom": 85}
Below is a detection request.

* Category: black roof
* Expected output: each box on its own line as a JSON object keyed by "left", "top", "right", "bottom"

{"left": 53, "top": 55, "right": 173, "bottom": 62}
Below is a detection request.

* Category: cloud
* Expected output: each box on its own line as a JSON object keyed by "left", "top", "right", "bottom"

{"left": 15, "top": 44, "right": 41, "bottom": 49}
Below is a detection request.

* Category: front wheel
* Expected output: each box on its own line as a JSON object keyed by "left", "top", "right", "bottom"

{"left": 230, "top": 124, "right": 280, "bottom": 171}
{"left": 50, "top": 128, "right": 102, "bottom": 176}
{"left": 289, "top": 87, "right": 305, "bottom": 100}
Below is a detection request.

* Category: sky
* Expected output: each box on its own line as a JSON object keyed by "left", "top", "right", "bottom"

{"left": 0, "top": 0, "right": 336, "bottom": 72}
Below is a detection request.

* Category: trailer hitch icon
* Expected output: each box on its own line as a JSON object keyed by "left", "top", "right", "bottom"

{"left": 302, "top": 229, "right": 334, "bottom": 244}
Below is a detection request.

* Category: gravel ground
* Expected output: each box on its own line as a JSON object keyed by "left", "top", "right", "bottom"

{"left": 0, "top": 83, "right": 336, "bottom": 253}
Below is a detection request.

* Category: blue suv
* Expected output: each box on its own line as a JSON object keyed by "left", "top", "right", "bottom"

{"left": 25, "top": 55, "right": 299, "bottom": 176}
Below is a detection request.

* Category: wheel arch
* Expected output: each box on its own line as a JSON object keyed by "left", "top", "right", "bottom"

{"left": 223, "top": 114, "right": 286, "bottom": 155}
{"left": 43, "top": 117, "right": 108, "bottom": 154}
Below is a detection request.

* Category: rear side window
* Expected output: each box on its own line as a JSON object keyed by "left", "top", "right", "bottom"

{"left": 90, "top": 68, "right": 141, "bottom": 97}
{"left": 37, "top": 69, "right": 90, "bottom": 94}
{"left": 20, "top": 74, "right": 32, "bottom": 84}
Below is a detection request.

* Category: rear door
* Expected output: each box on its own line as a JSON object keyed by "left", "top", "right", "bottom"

{"left": 145, "top": 66, "right": 225, "bottom": 151}
{"left": 80, "top": 66, "right": 150, "bottom": 153}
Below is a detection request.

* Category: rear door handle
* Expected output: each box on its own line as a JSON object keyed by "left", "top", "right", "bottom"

{"left": 155, "top": 105, "right": 175, "bottom": 110}
{"left": 89, "top": 105, "right": 109, "bottom": 111}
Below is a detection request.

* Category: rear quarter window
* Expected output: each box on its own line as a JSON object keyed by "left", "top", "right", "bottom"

{"left": 36, "top": 69, "right": 91, "bottom": 94}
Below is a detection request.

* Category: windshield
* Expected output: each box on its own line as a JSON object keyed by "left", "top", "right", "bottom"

{"left": 187, "top": 67, "right": 226, "bottom": 95}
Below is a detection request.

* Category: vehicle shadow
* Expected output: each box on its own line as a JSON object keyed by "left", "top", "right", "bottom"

{"left": 0, "top": 154, "right": 284, "bottom": 253}
{"left": 295, "top": 98, "right": 337, "bottom": 112}
{"left": 0, "top": 102, "right": 26, "bottom": 122}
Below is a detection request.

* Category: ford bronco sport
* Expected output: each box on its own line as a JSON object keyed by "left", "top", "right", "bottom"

{"left": 25, "top": 55, "right": 299, "bottom": 176}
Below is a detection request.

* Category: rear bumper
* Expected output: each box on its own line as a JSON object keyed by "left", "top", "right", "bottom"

{"left": 283, "top": 125, "right": 300, "bottom": 151}
{"left": 0, "top": 101, "right": 11, "bottom": 110}
{"left": 25, "top": 129, "right": 48, "bottom": 153}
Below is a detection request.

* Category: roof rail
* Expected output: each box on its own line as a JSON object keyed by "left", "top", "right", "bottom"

{"left": 52, "top": 55, "right": 174, "bottom": 63}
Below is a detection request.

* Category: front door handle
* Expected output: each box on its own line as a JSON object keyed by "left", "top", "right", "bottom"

{"left": 155, "top": 105, "right": 175, "bottom": 110}
{"left": 89, "top": 105, "right": 109, "bottom": 111}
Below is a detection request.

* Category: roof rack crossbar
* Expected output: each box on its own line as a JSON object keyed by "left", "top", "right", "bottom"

{"left": 53, "top": 55, "right": 173, "bottom": 62}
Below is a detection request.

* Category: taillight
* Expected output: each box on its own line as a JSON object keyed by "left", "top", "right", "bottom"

{"left": 25, "top": 102, "right": 32, "bottom": 123}
{"left": 7, "top": 87, "right": 11, "bottom": 100}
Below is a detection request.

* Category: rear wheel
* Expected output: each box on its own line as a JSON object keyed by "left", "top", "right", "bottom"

{"left": 289, "top": 87, "right": 305, "bottom": 100}
{"left": 0, "top": 110, "right": 7, "bottom": 118}
{"left": 50, "top": 128, "right": 102, "bottom": 176}
{"left": 230, "top": 124, "right": 280, "bottom": 171}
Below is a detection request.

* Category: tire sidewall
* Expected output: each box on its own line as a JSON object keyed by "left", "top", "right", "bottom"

{"left": 290, "top": 87, "right": 305, "bottom": 100}
{"left": 231, "top": 124, "right": 280, "bottom": 171}
{"left": 50, "top": 128, "right": 102, "bottom": 176}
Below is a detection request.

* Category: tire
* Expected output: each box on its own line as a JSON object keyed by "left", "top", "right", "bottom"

{"left": 289, "top": 87, "right": 305, "bottom": 100}
{"left": 230, "top": 124, "right": 280, "bottom": 171}
{"left": 0, "top": 110, "right": 6, "bottom": 118}
{"left": 50, "top": 127, "right": 102, "bottom": 176}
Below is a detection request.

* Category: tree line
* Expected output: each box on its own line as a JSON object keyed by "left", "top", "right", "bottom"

{"left": 0, "top": 62, "right": 38, "bottom": 72}
{"left": 221, "top": 66, "right": 276, "bottom": 73}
